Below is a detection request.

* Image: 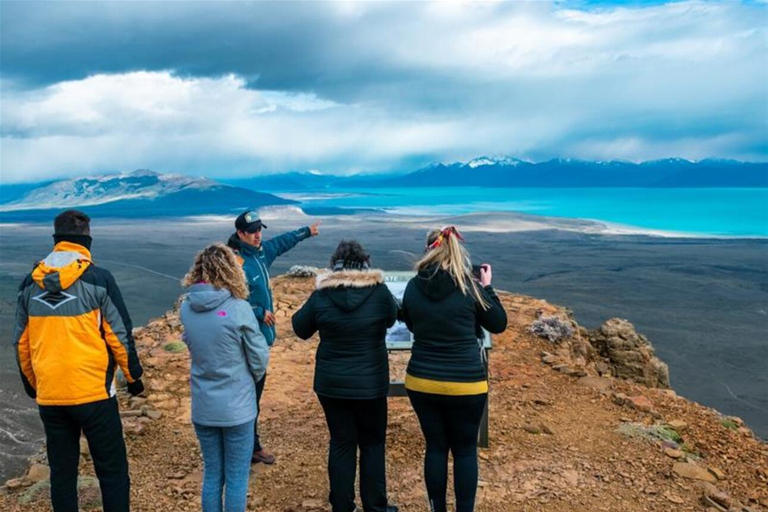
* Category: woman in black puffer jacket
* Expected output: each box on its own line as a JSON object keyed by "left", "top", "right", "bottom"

{"left": 292, "top": 240, "right": 398, "bottom": 512}
{"left": 401, "top": 226, "right": 507, "bottom": 512}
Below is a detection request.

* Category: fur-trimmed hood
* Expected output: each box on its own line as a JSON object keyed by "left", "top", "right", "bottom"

{"left": 316, "top": 269, "right": 384, "bottom": 290}
{"left": 315, "top": 269, "right": 385, "bottom": 313}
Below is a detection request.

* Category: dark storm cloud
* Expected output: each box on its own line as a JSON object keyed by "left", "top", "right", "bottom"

{"left": 1, "top": 1, "right": 766, "bottom": 182}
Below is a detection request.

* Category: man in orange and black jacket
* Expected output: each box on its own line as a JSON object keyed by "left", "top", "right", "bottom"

{"left": 13, "top": 210, "right": 144, "bottom": 512}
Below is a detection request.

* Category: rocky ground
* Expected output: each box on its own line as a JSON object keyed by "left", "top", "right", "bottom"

{"left": 1, "top": 273, "right": 766, "bottom": 512}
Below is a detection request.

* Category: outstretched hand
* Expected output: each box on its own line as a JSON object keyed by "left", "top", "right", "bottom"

{"left": 309, "top": 221, "right": 321, "bottom": 237}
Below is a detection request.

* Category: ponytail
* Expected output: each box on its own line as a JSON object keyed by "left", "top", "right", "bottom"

{"left": 416, "top": 226, "right": 491, "bottom": 310}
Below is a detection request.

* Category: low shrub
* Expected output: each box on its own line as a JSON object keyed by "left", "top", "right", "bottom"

{"left": 617, "top": 422, "right": 683, "bottom": 445}
{"left": 287, "top": 265, "right": 319, "bottom": 277}
{"left": 163, "top": 341, "right": 187, "bottom": 353}
{"left": 527, "top": 315, "right": 574, "bottom": 343}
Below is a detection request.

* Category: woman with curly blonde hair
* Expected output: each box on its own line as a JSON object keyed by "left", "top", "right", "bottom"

{"left": 180, "top": 244, "right": 269, "bottom": 512}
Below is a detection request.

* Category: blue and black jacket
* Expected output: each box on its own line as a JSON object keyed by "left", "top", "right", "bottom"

{"left": 227, "top": 227, "right": 312, "bottom": 345}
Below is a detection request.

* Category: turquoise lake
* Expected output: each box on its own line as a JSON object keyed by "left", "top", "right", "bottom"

{"left": 293, "top": 187, "right": 768, "bottom": 237}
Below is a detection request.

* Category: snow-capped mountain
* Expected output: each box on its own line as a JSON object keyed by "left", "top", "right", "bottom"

{"left": 466, "top": 156, "right": 526, "bottom": 168}
{"left": 422, "top": 156, "right": 527, "bottom": 170}
{"left": 384, "top": 157, "right": 767, "bottom": 188}
{"left": 220, "top": 157, "right": 767, "bottom": 192}
{"left": 0, "top": 169, "right": 297, "bottom": 220}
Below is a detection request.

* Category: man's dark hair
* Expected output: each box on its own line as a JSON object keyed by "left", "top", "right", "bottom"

{"left": 330, "top": 239, "right": 370, "bottom": 267}
{"left": 54, "top": 210, "right": 91, "bottom": 235}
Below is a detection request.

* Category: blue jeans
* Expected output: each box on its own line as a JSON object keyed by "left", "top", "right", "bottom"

{"left": 194, "top": 419, "right": 255, "bottom": 512}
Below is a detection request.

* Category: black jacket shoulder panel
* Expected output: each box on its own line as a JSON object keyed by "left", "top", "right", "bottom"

{"left": 18, "top": 273, "right": 34, "bottom": 292}
{"left": 79, "top": 265, "right": 112, "bottom": 289}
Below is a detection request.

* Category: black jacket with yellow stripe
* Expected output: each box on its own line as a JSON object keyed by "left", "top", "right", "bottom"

{"left": 13, "top": 241, "right": 143, "bottom": 406}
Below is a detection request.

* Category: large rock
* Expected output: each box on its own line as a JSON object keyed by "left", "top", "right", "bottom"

{"left": 26, "top": 464, "right": 50, "bottom": 483}
{"left": 587, "top": 318, "right": 670, "bottom": 388}
{"left": 626, "top": 395, "right": 655, "bottom": 413}
{"left": 5, "top": 477, "right": 28, "bottom": 490}
{"left": 672, "top": 463, "right": 718, "bottom": 483}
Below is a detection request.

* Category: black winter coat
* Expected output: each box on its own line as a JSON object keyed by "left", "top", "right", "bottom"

{"left": 401, "top": 266, "right": 508, "bottom": 383}
{"left": 292, "top": 269, "right": 398, "bottom": 399}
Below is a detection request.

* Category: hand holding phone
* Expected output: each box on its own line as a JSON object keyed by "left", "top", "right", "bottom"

{"left": 478, "top": 264, "right": 492, "bottom": 287}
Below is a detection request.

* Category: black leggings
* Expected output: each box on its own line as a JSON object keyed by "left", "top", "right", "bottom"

{"left": 318, "top": 395, "right": 389, "bottom": 512}
{"left": 407, "top": 390, "right": 487, "bottom": 512}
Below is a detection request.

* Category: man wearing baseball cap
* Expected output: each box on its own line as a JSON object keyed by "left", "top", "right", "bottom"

{"left": 227, "top": 210, "right": 319, "bottom": 464}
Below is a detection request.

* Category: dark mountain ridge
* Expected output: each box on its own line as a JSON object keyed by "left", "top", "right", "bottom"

{"left": 222, "top": 157, "right": 768, "bottom": 191}
{"left": 0, "top": 170, "right": 296, "bottom": 221}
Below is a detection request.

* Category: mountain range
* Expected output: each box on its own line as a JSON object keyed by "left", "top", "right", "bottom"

{"left": 224, "top": 157, "right": 768, "bottom": 191}
{"left": 1, "top": 158, "right": 765, "bottom": 221}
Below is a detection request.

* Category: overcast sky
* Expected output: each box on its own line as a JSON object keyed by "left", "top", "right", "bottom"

{"left": 1, "top": 0, "right": 766, "bottom": 183}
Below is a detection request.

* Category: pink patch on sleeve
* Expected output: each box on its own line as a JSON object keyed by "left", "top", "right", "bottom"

{"left": 217, "top": 311, "right": 228, "bottom": 317}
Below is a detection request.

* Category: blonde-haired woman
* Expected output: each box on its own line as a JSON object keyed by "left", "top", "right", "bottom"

{"left": 180, "top": 244, "right": 269, "bottom": 512}
{"left": 400, "top": 227, "right": 507, "bottom": 512}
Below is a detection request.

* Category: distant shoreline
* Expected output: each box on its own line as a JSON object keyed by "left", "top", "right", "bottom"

{"left": 3, "top": 207, "right": 768, "bottom": 241}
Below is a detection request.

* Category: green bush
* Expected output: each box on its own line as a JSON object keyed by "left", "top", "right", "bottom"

{"left": 617, "top": 422, "right": 683, "bottom": 445}
{"left": 163, "top": 341, "right": 186, "bottom": 353}
{"left": 657, "top": 425, "right": 683, "bottom": 443}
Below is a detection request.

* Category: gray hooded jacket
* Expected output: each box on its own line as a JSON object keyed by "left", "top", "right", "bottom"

{"left": 181, "top": 283, "right": 269, "bottom": 427}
